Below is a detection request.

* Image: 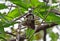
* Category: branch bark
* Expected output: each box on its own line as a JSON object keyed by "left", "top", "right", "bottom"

{"left": 43, "top": 29, "right": 47, "bottom": 41}
{"left": 35, "top": 22, "right": 58, "bottom": 33}
{"left": 50, "top": 9, "right": 60, "bottom": 15}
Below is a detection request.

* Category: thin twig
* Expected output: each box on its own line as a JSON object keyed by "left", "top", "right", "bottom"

{"left": 13, "top": 13, "right": 27, "bottom": 21}
{"left": 7, "top": 5, "right": 16, "bottom": 7}
{"left": 8, "top": 4, "right": 13, "bottom": 14}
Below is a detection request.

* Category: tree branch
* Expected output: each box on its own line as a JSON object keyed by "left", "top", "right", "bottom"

{"left": 43, "top": 29, "right": 47, "bottom": 41}
{"left": 35, "top": 22, "right": 58, "bottom": 33}
{"left": 50, "top": 9, "right": 60, "bottom": 15}
{"left": 13, "top": 13, "right": 27, "bottom": 21}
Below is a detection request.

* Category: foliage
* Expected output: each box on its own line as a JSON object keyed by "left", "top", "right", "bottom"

{"left": 0, "top": 4, "right": 7, "bottom": 10}
{"left": 0, "top": 0, "right": 60, "bottom": 41}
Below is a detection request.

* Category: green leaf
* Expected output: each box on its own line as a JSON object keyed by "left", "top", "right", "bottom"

{"left": 49, "top": 32, "right": 59, "bottom": 41}
{"left": 0, "top": 13, "right": 9, "bottom": 23}
{"left": 52, "top": 0, "right": 57, "bottom": 3}
{"left": 45, "top": 12, "right": 60, "bottom": 24}
{"left": 30, "top": 0, "right": 41, "bottom": 7}
{"left": 0, "top": 13, "right": 16, "bottom": 28}
{"left": 6, "top": 8, "right": 20, "bottom": 20}
{"left": 0, "top": 27, "right": 4, "bottom": 34}
{"left": 33, "top": 6, "right": 60, "bottom": 24}
{"left": 9, "top": 0, "right": 42, "bottom": 10}
{"left": 37, "top": 11, "right": 60, "bottom": 24}
{"left": 26, "top": 28, "right": 35, "bottom": 41}
{"left": 0, "top": 32, "right": 10, "bottom": 41}
{"left": 0, "top": 4, "right": 7, "bottom": 10}
{"left": 0, "top": 27, "right": 6, "bottom": 40}
{"left": 47, "top": 29, "right": 59, "bottom": 41}
{"left": 0, "top": 37, "right": 7, "bottom": 41}
{"left": 10, "top": 0, "right": 28, "bottom": 9}
{"left": 2, "top": 22, "right": 16, "bottom": 27}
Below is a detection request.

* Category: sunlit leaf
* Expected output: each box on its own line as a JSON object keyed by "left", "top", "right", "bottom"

{"left": 6, "top": 8, "right": 20, "bottom": 20}
{"left": 10, "top": 0, "right": 28, "bottom": 9}
{"left": 33, "top": 6, "right": 60, "bottom": 24}
{"left": 10, "top": 0, "right": 42, "bottom": 10}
